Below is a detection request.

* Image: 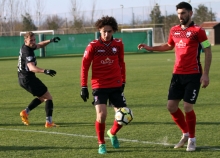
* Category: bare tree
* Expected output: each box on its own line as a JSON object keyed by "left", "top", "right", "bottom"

{"left": 21, "top": 0, "right": 31, "bottom": 15}
{"left": 69, "top": 0, "right": 86, "bottom": 32}
{"left": 0, "top": 0, "right": 6, "bottom": 17}
{"left": 41, "top": 15, "right": 65, "bottom": 30}
{"left": 70, "top": 0, "right": 82, "bottom": 22}
{"left": 0, "top": 0, "right": 7, "bottom": 35}
{"left": 6, "top": 0, "right": 21, "bottom": 35}
{"left": 90, "top": 0, "right": 97, "bottom": 25}
{"left": 35, "top": 0, "right": 45, "bottom": 29}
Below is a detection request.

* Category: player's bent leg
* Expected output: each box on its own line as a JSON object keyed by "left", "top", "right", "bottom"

{"left": 167, "top": 100, "right": 189, "bottom": 149}
{"left": 38, "top": 91, "right": 53, "bottom": 101}
{"left": 107, "top": 129, "right": 119, "bottom": 148}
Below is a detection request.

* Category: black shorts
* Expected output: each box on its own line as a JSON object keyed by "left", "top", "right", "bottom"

{"left": 18, "top": 77, "right": 47, "bottom": 97}
{"left": 92, "top": 88, "right": 127, "bottom": 108}
{"left": 168, "top": 74, "right": 202, "bottom": 104}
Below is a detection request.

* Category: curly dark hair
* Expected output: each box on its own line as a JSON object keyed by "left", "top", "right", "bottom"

{"left": 95, "top": 16, "right": 118, "bottom": 32}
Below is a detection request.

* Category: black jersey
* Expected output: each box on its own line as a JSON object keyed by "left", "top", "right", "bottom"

{"left": 17, "top": 44, "right": 37, "bottom": 78}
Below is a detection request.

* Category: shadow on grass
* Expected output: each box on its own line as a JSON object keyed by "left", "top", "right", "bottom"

{"left": 1, "top": 121, "right": 219, "bottom": 128}
{"left": 0, "top": 146, "right": 74, "bottom": 151}
{"left": 196, "top": 146, "right": 220, "bottom": 151}
{"left": 0, "top": 122, "right": 94, "bottom": 127}
{"left": 129, "top": 121, "right": 220, "bottom": 126}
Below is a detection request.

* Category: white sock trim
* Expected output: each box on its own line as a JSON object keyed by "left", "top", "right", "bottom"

{"left": 183, "top": 133, "right": 189, "bottom": 137}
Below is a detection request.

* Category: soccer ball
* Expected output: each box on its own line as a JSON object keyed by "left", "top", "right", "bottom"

{"left": 115, "top": 107, "right": 133, "bottom": 125}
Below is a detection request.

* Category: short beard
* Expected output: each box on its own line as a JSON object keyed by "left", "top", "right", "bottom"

{"left": 180, "top": 15, "right": 190, "bottom": 25}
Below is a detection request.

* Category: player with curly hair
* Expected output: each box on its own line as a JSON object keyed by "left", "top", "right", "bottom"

{"left": 80, "top": 16, "right": 128, "bottom": 154}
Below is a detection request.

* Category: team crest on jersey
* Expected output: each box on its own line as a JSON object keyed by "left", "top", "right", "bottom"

{"left": 26, "top": 56, "right": 33, "bottom": 61}
{"left": 112, "top": 47, "right": 117, "bottom": 53}
{"left": 186, "top": 31, "right": 191, "bottom": 38}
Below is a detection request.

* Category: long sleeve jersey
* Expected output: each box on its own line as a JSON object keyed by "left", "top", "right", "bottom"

{"left": 81, "top": 37, "right": 126, "bottom": 89}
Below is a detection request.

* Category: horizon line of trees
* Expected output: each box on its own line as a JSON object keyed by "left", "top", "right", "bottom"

{"left": 0, "top": 0, "right": 217, "bottom": 36}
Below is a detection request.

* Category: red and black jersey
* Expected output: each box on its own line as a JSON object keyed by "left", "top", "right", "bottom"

{"left": 81, "top": 37, "right": 125, "bottom": 89}
{"left": 167, "top": 21, "right": 208, "bottom": 74}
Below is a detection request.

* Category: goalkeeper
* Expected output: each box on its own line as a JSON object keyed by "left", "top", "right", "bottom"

{"left": 17, "top": 32, "right": 60, "bottom": 128}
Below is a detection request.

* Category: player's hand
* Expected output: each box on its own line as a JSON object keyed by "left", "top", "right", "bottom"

{"left": 200, "top": 74, "right": 209, "bottom": 88}
{"left": 137, "top": 43, "right": 146, "bottom": 50}
{"left": 50, "top": 37, "right": 60, "bottom": 43}
{"left": 44, "top": 69, "right": 56, "bottom": 77}
{"left": 121, "top": 83, "right": 125, "bottom": 92}
{"left": 137, "top": 43, "right": 152, "bottom": 51}
{"left": 81, "top": 87, "right": 89, "bottom": 102}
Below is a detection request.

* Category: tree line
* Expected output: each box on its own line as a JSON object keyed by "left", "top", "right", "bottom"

{"left": 0, "top": 0, "right": 216, "bottom": 36}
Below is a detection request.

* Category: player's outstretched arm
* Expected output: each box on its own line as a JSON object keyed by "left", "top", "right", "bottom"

{"left": 137, "top": 43, "right": 174, "bottom": 52}
{"left": 36, "top": 37, "right": 61, "bottom": 49}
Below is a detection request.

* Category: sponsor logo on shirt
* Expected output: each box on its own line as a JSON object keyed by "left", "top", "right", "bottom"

{"left": 101, "top": 57, "right": 114, "bottom": 65}
{"left": 98, "top": 50, "right": 105, "bottom": 52}
{"left": 176, "top": 40, "right": 186, "bottom": 48}
{"left": 174, "top": 32, "right": 180, "bottom": 35}
{"left": 112, "top": 47, "right": 117, "bottom": 54}
{"left": 186, "top": 31, "right": 191, "bottom": 38}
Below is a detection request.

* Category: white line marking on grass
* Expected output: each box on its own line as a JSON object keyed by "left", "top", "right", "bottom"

{"left": 0, "top": 128, "right": 172, "bottom": 146}
{"left": 0, "top": 128, "right": 219, "bottom": 151}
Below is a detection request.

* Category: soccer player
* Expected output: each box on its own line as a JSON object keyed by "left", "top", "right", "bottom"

{"left": 18, "top": 32, "right": 60, "bottom": 128}
{"left": 80, "top": 16, "right": 127, "bottom": 154}
{"left": 137, "top": 2, "right": 212, "bottom": 151}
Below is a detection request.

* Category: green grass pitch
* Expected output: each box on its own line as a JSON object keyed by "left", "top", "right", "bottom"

{"left": 0, "top": 45, "right": 220, "bottom": 157}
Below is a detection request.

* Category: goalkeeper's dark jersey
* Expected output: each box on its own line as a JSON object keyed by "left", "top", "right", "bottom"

{"left": 17, "top": 44, "right": 37, "bottom": 78}
{"left": 81, "top": 37, "right": 126, "bottom": 89}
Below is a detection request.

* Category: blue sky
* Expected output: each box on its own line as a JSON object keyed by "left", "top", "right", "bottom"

{"left": 43, "top": 0, "right": 220, "bottom": 16}
{"left": 37, "top": 0, "right": 220, "bottom": 23}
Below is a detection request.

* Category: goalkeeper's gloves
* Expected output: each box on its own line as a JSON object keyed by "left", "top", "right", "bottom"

{"left": 44, "top": 69, "right": 56, "bottom": 77}
{"left": 121, "top": 82, "right": 125, "bottom": 92}
{"left": 50, "top": 37, "right": 60, "bottom": 43}
{"left": 81, "top": 87, "right": 89, "bottom": 102}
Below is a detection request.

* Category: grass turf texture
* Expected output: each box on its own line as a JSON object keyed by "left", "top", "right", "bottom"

{"left": 0, "top": 45, "right": 220, "bottom": 157}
